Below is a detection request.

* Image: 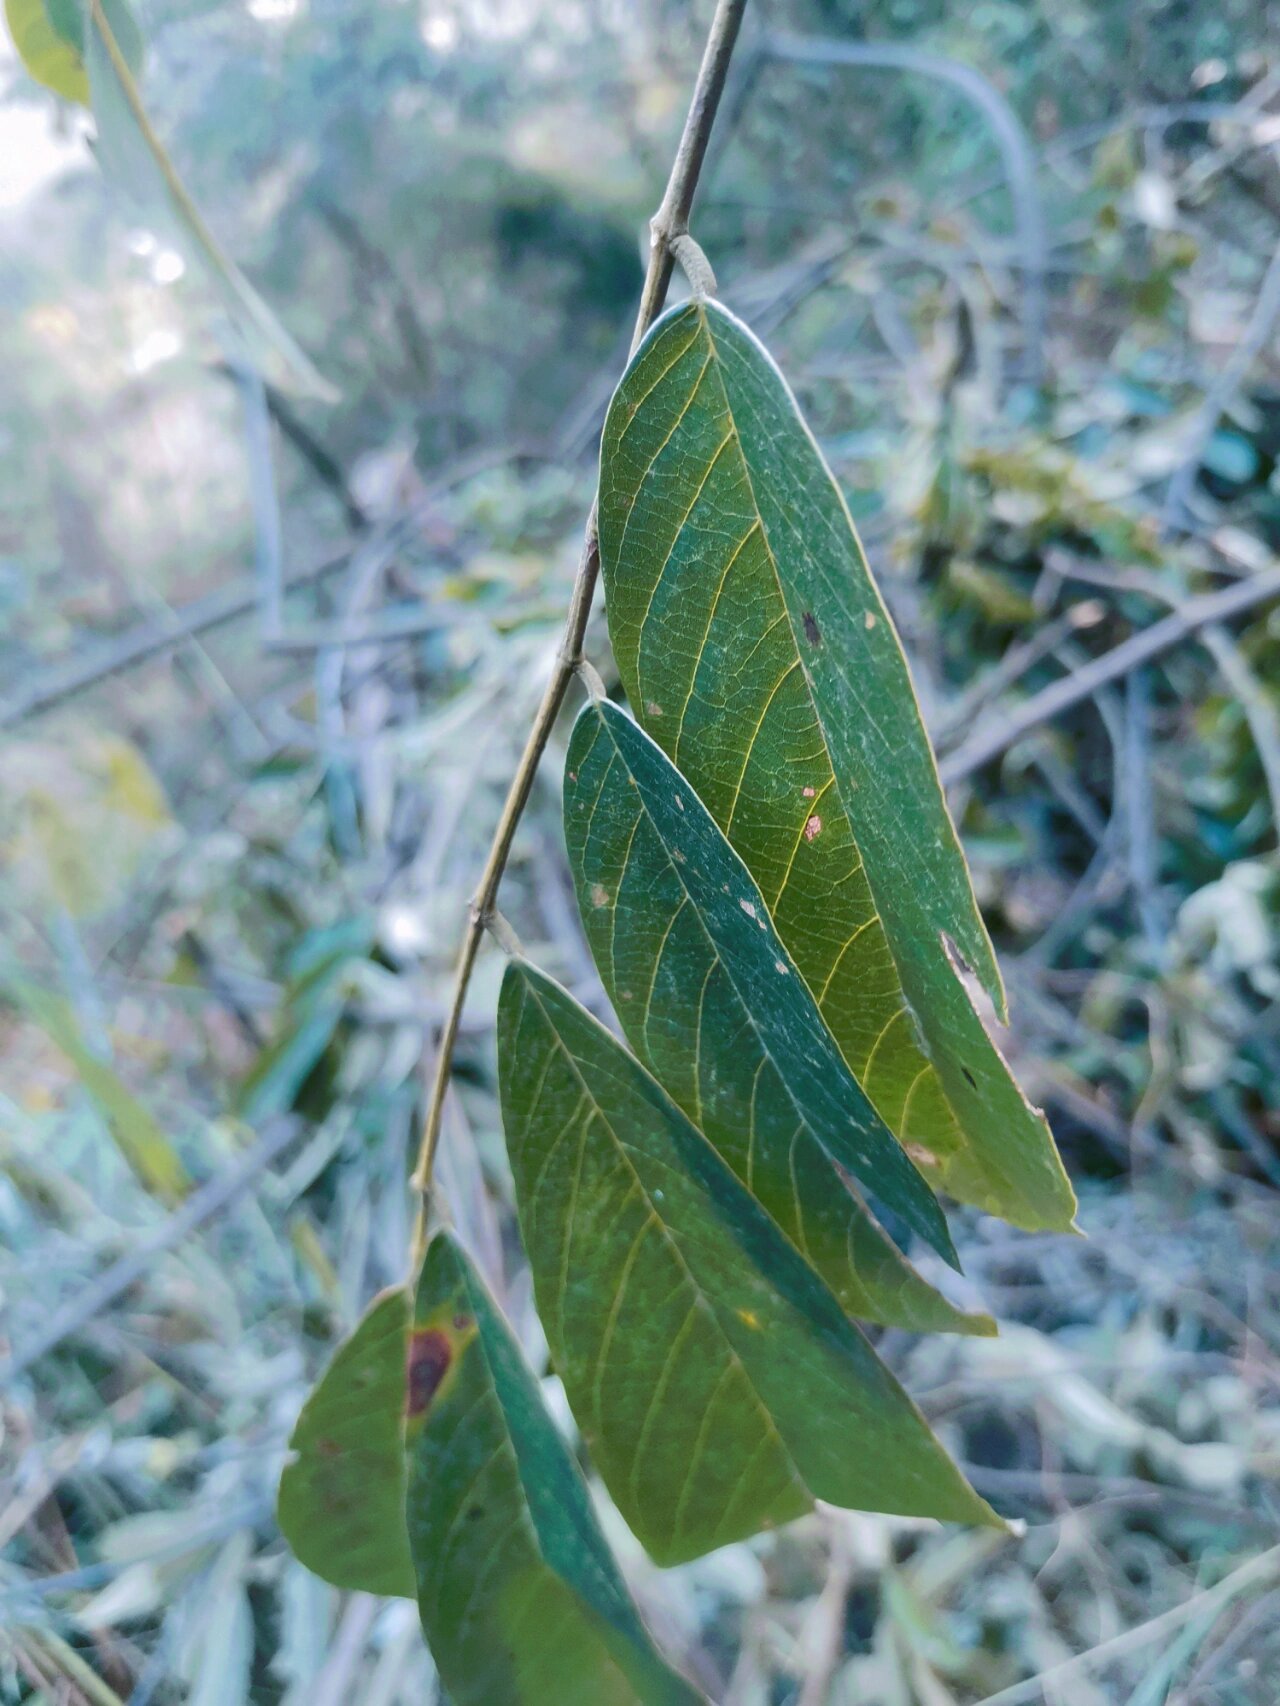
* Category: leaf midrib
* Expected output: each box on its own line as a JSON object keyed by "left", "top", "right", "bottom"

{"left": 693, "top": 303, "right": 1003, "bottom": 1013}
{"left": 517, "top": 971, "right": 809, "bottom": 1549}
{"left": 587, "top": 706, "right": 945, "bottom": 1253}
{"left": 659, "top": 308, "right": 1003, "bottom": 1195}
{"left": 591, "top": 708, "right": 835, "bottom": 1159}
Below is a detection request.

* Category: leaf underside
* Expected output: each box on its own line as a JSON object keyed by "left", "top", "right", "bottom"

{"left": 598, "top": 298, "right": 1075, "bottom": 1232}
{"left": 276, "top": 1286, "right": 416, "bottom": 1599}
{"left": 565, "top": 697, "right": 991, "bottom": 1334}
{"left": 497, "top": 959, "right": 999, "bottom": 1567}
{"left": 406, "top": 1234, "right": 703, "bottom": 1706}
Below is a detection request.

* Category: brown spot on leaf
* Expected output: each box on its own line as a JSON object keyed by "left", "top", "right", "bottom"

{"left": 739, "top": 899, "right": 758, "bottom": 920}
{"left": 647, "top": 702, "right": 664, "bottom": 718}
{"left": 589, "top": 883, "right": 609, "bottom": 909}
{"left": 905, "top": 1142, "right": 939, "bottom": 1169}
{"left": 864, "top": 610, "right": 877, "bottom": 631}
{"left": 961, "top": 1065, "right": 978, "bottom": 1089}
{"left": 406, "top": 1328, "right": 452, "bottom": 1418}
{"left": 802, "top": 786, "right": 816, "bottom": 799}
{"left": 804, "top": 814, "right": 822, "bottom": 841}
{"left": 802, "top": 612, "right": 822, "bottom": 646}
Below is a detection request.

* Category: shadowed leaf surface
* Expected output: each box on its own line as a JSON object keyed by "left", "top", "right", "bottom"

{"left": 276, "top": 1286, "right": 415, "bottom": 1598}
{"left": 406, "top": 1234, "right": 703, "bottom": 1706}
{"left": 598, "top": 298, "right": 1074, "bottom": 1231}
{"left": 564, "top": 697, "right": 990, "bottom": 1332}
{"left": 497, "top": 960, "right": 999, "bottom": 1566}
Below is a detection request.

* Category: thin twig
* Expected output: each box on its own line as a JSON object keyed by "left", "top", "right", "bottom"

{"left": 1043, "top": 553, "right": 1280, "bottom": 842}
{"left": 0, "top": 1118, "right": 299, "bottom": 1384}
{"left": 408, "top": 0, "right": 750, "bottom": 1266}
{"left": 968, "top": 1542, "right": 1280, "bottom": 1706}
{"left": 232, "top": 360, "right": 285, "bottom": 642}
{"left": 795, "top": 1516, "right": 855, "bottom": 1706}
{"left": 935, "top": 601, "right": 1105, "bottom": 749}
{"left": 3, "top": 445, "right": 517, "bottom": 729}
{"left": 1199, "top": 621, "right": 1280, "bottom": 842}
{"left": 940, "top": 564, "right": 1280, "bottom": 784}
{"left": 1162, "top": 241, "right": 1280, "bottom": 531}
{"left": 215, "top": 361, "right": 368, "bottom": 530}
{"left": 311, "top": 1594, "right": 380, "bottom": 1706}
{"left": 760, "top": 30, "right": 1048, "bottom": 381}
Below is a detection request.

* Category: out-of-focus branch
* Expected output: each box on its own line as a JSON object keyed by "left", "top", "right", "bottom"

{"left": 759, "top": 30, "right": 1048, "bottom": 382}
{"left": 940, "top": 564, "right": 1280, "bottom": 784}
{"left": 0, "top": 1118, "right": 299, "bottom": 1384}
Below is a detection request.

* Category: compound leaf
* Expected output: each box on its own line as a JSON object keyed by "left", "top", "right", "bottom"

{"left": 497, "top": 960, "right": 999, "bottom": 1567}
{"left": 406, "top": 1234, "right": 703, "bottom": 1706}
{"left": 565, "top": 697, "right": 990, "bottom": 1334}
{"left": 597, "top": 298, "right": 1074, "bottom": 1232}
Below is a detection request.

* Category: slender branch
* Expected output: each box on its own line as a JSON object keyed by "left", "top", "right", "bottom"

{"left": 409, "top": 0, "right": 750, "bottom": 1265}
{"left": 968, "top": 1541, "right": 1280, "bottom": 1706}
{"left": 2, "top": 447, "right": 514, "bottom": 729}
{"left": 0, "top": 1117, "right": 299, "bottom": 1383}
{"left": 760, "top": 31, "right": 1048, "bottom": 382}
{"left": 940, "top": 564, "right": 1280, "bottom": 785}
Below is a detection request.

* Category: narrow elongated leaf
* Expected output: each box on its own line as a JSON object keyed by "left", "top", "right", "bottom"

{"left": 406, "top": 1234, "right": 703, "bottom": 1706}
{"left": 598, "top": 298, "right": 1074, "bottom": 1232}
{"left": 277, "top": 1287, "right": 415, "bottom": 1598}
{"left": 565, "top": 698, "right": 989, "bottom": 1336}
{"left": 498, "top": 960, "right": 999, "bottom": 1566}
{"left": 7, "top": 978, "right": 188, "bottom": 1202}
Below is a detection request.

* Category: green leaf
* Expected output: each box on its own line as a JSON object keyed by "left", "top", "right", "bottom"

{"left": 277, "top": 1287, "right": 416, "bottom": 1599}
{"left": 565, "top": 697, "right": 990, "bottom": 1338}
{"left": 6, "top": 977, "right": 188, "bottom": 1203}
{"left": 236, "top": 997, "right": 343, "bottom": 1124}
{"left": 498, "top": 960, "right": 999, "bottom": 1566}
{"left": 4, "top": 0, "right": 140, "bottom": 105}
{"left": 81, "top": 0, "right": 336, "bottom": 400}
{"left": 406, "top": 1234, "right": 703, "bottom": 1706}
{"left": 236, "top": 920, "right": 366, "bottom": 1122}
{"left": 598, "top": 298, "right": 1075, "bottom": 1233}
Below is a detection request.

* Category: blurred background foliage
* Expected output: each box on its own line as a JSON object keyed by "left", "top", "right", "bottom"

{"left": 2, "top": 0, "right": 1280, "bottom": 1700}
